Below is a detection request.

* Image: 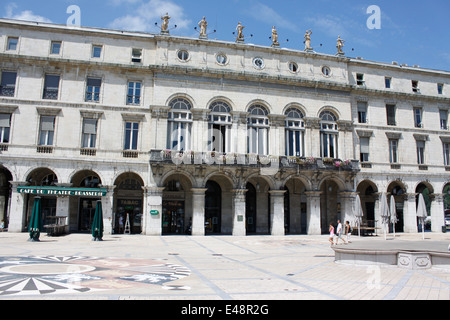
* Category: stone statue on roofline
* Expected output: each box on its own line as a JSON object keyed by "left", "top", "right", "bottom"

{"left": 236, "top": 22, "right": 245, "bottom": 42}
{"left": 304, "top": 29, "right": 313, "bottom": 51}
{"left": 161, "top": 13, "right": 170, "bottom": 34}
{"left": 271, "top": 26, "right": 279, "bottom": 47}
{"left": 198, "top": 16, "right": 208, "bottom": 39}
{"left": 336, "top": 35, "right": 345, "bottom": 55}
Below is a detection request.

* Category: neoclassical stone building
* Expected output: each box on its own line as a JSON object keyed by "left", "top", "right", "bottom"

{"left": 0, "top": 18, "right": 448, "bottom": 236}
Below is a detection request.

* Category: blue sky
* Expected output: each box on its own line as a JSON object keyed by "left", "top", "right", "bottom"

{"left": 2, "top": 0, "right": 449, "bottom": 71}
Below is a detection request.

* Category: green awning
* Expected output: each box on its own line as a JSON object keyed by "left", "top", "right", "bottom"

{"left": 17, "top": 186, "right": 107, "bottom": 197}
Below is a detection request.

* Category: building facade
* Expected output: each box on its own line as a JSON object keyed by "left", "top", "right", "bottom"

{"left": 0, "top": 19, "right": 449, "bottom": 236}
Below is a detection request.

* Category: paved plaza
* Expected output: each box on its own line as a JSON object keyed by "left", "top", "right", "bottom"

{"left": 0, "top": 231, "right": 449, "bottom": 301}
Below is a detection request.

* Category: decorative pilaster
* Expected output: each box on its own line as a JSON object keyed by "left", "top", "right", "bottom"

{"left": 101, "top": 185, "right": 115, "bottom": 235}
{"left": 305, "top": 191, "right": 322, "bottom": 235}
{"left": 403, "top": 193, "right": 418, "bottom": 233}
{"left": 269, "top": 190, "right": 286, "bottom": 236}
{"left": 7, "top": 181, "right": 27, "bottom": 232}
{"left": 191, "top": 188, "right": 207, "bottom": 236}
{"left": 142, "top": 186, "right": 165, "bottom": 236}
{"left": 232, "top": 189, "right": 247, "bottom": 236}
{"left": 430, "top": 193, "right": 444, "bottom": 233}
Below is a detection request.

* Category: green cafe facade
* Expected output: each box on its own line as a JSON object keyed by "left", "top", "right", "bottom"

{"left": 2, "top": 166, "right": 145, "bottom": 235}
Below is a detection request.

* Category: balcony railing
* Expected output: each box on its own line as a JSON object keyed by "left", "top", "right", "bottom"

{"left": 149, "top": 149, "right": 360, "bottom": 172}
{"left": 0, "top": 86, "right": 15, "bottom": 97}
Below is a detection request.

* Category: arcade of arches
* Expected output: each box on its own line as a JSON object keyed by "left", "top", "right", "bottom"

{"left": 1, "top": 165, "right": 448, "bottom": 235}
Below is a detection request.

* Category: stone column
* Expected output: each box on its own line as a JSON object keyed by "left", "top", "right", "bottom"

{"left": 101, "top": 185, "right": 115, "bottom": 235}
{"left": 305, "top": 191, "right": 322, "bottom": 235}
{"left": 269, "top": 190, "right": 286, "bottom": 236}
{"left": 430, "top": 193, "right": 444, "bottom": 233}
{"left": 339, "top": 192, "right": 357, "bottom": 224}
{"left": 7, "top": 181, "right": 27, "bottom": 232}
{"left": 403, "top": 193, "right": 418, "bottom": 233}
{"left": 191, "top": 188, "right": 207, "bottom": 236}
{"left": 143, "top": 186, "right": 164, "bottom": 236}
{"left": 232, "top": 189, "right": 247, "bottom": 236}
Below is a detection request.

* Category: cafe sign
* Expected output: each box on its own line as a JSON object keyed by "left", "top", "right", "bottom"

{"left": 17, "top": 186, "right": 108, "bottom": 197}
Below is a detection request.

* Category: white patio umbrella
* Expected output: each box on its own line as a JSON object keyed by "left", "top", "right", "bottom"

{"left": 417, "top": 193, "right": 427, "bottom": 240}
{"left": 354, "top": 194, "right": 364, "bottom": 237}
{"left": 380, "top": 192, "right": 390, "bottom": 240}
{"left": 390, "top": 195, "right": 398, "bottom": 238}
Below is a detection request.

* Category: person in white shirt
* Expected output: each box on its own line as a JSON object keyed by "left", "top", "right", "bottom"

{"left": 335, "top": 220, "right": 347, "bottom": 245}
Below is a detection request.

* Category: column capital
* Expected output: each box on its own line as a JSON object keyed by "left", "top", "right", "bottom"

{"left": 232, "top": 189, "right": 248, "bottom": 195}
{"left": 268, "top": 190, "right": 286, "bottom": 197}
{"left": 305, "top": 190, "right": 322, "bottom": 197}
{"left": 142, "top": 186, "right": 165, "bottom": 195}
{"left": 191, "top": 188, "right": 208, "bottom": 194}
{"left": 9, "top": 181, "right": 27, "bottom": 188}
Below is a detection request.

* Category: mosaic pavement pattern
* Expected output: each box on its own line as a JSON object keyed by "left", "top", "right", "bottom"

{"left": 0, "top": 255, "right": 191, "bottom": 296}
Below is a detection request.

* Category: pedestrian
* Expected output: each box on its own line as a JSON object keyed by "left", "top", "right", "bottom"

{"left": 0, "top": 219, "right": 4, "bottom": 232}
{"left": 118, "top": 215, "right": 124, "bottom": 234}
{"left": 335, "top": 220, "right": 347, "bottom": 245}
{"left": 329, "top": 224, "right": 335, "bottom": 246}
{"left": 345, "top": 221, "right": 352, "bottom": 243}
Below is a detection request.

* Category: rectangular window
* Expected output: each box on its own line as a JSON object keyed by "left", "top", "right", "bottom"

{"left": 0, "top": 71, "right": 17, "bottom": 97}
{"left": 389, "top": 139, "right": 398, "bottom": 163}
{"left": 438, "top": 83, "right": 444, "bottom": 95}
{"left": 92, "top": 45, "right": 102, "bottom": 58}
{"left": 131, "top": 48, "right": 142, "bottom": 63}
{"left": 321, "top": 132, "right": 337, "bottom": 159}
{"left": 39, "top": 116, "right": 55, "bottom": 146}
{"left": 440, "top": 110, "right": 448, "bottom": 130}
{"left": 124, "top": 122, "right": 139, "bottom": 150}
{"left": 50, "top": 41, "right": 61, "bottom": 55}
{"left": 167, "top": 121, "right": 191, "bottom": 151}
{"left": 357, "top": 101, "right": 368, "bottom": 124}
{"left": 412, "top": 80, "right": 420, "bottom": 93}
{"left": 385, "top": 77, "right": 391, "bottom": 89}
{"left": 7, "top": 37, "right": 18, "bottom": 51}
{"left": 285, "top": 128, "right": 304, "bottom": 157}
{"left": 444, "top": 143, "right": 450, "bottom": 166}
{"left": 127, "top": 81, "right": 141, "bottom": 105}
{"left": 360, "top": 137, "right": 370, "bottom": 162}
{"left": 248, "top": 127, "right": 268, "bottom": 155}
{"left": 386, "top": 104, "right": 396, "bottom": 126}
{"left": 416, "top": 140, "right": 425, "bottom": 164}
{"left": 414, "top": 108, "right": 423, "bottom": 128}
{"left": 85, "top": 77, "right": 101, "bottom": 102}
{"left": 42, "top": 74, "right": 60, "bottom": 100}
{"left": 356, "top": 73, "right": 365, "bottom": 86}
{"left": 0, "top": 113, "right": 11, "bottom": 144}
{"left": 81, "top": 118, "right": 97, "bottom": 148}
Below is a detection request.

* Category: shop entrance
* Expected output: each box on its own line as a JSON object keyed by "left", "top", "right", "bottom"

{"left": 205, "top": 180, "right": 221, "bottom": 234}
{"left": 115, "top": 199, "right": 142, "bottom": 234}
{"left": 162, "top": 200, "right": 185, "bottom": 234}
{"left": 78, "top": 198, "right": 100, "bottom": 232}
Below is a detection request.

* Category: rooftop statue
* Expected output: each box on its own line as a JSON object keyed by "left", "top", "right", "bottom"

{"left": 271, "top": 26, "right": 279, "bottom": 47}
{"left": 336, "top": 35, "right": 345, "bottom": 55}
{"left": 198, "top": 16, "right": 208, "bottom": 39}
{"left": 161, "top": 13, "right": 170, "bottom": 34}
{"left": 304, "top": 29, "right": 313, "bottom": 51}
{"left": 236, "top": 22, "right": 245, "bottom": 42}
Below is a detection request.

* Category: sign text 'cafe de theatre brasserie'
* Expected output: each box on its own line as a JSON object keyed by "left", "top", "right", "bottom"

{"left": 0, "top": 16, "right": 449, "bottom": 237}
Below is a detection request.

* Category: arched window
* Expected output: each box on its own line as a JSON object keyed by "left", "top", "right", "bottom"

{"left": 167, "top": 98, "right": 192, "bottom": 151}
{"left": 319, "top": 110, "right": 338, "bottom": 158}
{"left": 208, "top": 101, "right": 232, "bottom": 153}
{"left": 285, "top": 107, "right": 305, "bottom": 157}
{"left": 247, "top": 104, "right": 269, "bottom": 155}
